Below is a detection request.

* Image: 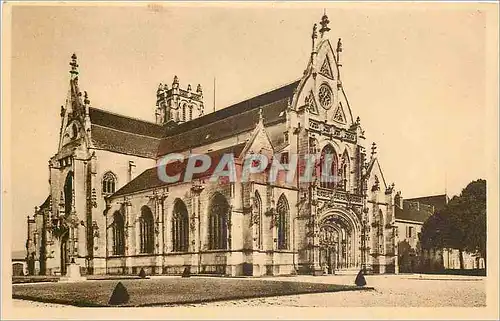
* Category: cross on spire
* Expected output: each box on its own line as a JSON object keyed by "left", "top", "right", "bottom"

{"left": 319, "top": 11, "right": 331, "bottom": 36}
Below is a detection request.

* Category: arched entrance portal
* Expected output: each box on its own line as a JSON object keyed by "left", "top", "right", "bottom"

{"left": 319, "top": 210, "right": 360, "bottom": 274}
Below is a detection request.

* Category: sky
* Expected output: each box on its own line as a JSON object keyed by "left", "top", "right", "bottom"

{"left": 7, "top": 3, "right": 495, "bottom": 251}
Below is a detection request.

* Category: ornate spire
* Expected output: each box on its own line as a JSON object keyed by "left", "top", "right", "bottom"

{"left": 258, "top": 107, "right": 263, "bottom": 124}
{"left": 336, "top": 38, "right": 343, "bottom": 53}
{"left": 312, "top": 23, "right": 318, "bottom": 40}
{"left": 187, "top": 84, "right": 192, "bottom": 91}
{"left": 157, "top": 83, "right": 164, "bottom": 95}
{"left": 172, "top": 75, "right": 179, "bottom": 87}
{"left": 69, "top": 53, "right": 79, "bottom": 78}
{"left": 336, "top": 38, "right": 343, "bottom": 68}
{"left": 83, "top": 91, "right": 90, "bottom": 106}
{"left": 196, "top": 84, "right": 202, "bottom": 94}
{"left": 319, "top": 12, "right": 331, "bottom": 37}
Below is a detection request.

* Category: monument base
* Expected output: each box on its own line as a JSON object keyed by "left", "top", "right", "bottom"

{"left": 59, "top": 263, "right": 86, "bottom": 283}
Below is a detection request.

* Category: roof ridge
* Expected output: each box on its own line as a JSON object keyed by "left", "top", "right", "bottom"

{"left": 219, "top": 78, "right": 300, "bottom": 110}
{"left": 89, "top": 107, "right": 162, "bottom": 126}
{"left": 406, "top": 193, "right": 447, "bottom": 200}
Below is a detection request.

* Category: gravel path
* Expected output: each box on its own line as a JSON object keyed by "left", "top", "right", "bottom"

{"left": 12, "top": 274, "right": 485, "bottom": 308}
{"left": 175, "top": 274, "right": 486, "bottom": 307}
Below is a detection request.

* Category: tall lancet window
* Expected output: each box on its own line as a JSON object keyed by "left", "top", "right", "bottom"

{"left": 112, "top": 211, "right": 125, "bottom": 256}
{"left": 172, "top": 199, "right": 189, "bottom": 252}
{"left": 342, "top": 151, "right": 350, "bottom": 191}
{"left": 277, "top": 194, "right": 290, "bottom": 250}
{"left": 320, "top": 145, "right": 338, "bottom": 189}
{"left": 63, "top": 172, "right": 73, "bottom": 216}
{"left": 209, "top": 193, "right": 229, "bottom": 250}
{"left": 139, "top": 206, "right": 154, "bottom": 254}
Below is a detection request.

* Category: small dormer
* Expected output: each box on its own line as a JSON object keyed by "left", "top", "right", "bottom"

{"left": 155, "top": 76, "right": 204, "bottom": 125}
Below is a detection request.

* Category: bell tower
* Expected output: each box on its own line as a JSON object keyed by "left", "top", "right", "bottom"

{"left": 155, "top": 76, "right": 204, "bottom": 125}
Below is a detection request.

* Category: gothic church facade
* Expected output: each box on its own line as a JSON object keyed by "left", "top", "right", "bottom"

{"left": 26, "top": 14, "right": 401, "bottom": 276}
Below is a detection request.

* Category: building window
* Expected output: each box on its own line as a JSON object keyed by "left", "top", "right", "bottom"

{"left": 139, "top": 206, "right": 154, "bottom": 254}
{"left": 112, "top": 211, "right": 125, "bottom": 255}
{"left": 189, "top": 105, "right": 193, "bottom": 120}
{"left": 182, "top": 103, "right": 186, "bottom": 122}
{"left": 407, "top": 226, "right": 414, "bottom": 238}
{"left": 71, "top": 124, "right": 78, "bottom": 139}
{"left": 209, "top": 193, "right": 229, "bottom": 250}
{"left": 277, "top": 194, "right": 290, "bottom": 250}
{"left": 342, "top": 151, "right": 350, "bottom": 190}
{"left": 284, "top": 131, "right": 289, "bottom": 144}
{"left": 63, "top": 172, "right": 73, "bottom": 216}
{"left": 309, "top": 137, "right": 318, "bottom": 154}
{"left": 102, "top": 172, "right": 117, "bottom": 194}
{"left": 281, "top": 152, "right": 289, "bottom": 165}
{"left": 320, "top": 145, "right": 338, "bottom": 189}
{"left": 172, "top": 199, "right": 189, "bottom": 252}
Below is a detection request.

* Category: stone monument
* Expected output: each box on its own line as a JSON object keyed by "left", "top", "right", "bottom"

{"left": 59, "top": 258, "right": 86, "bottom": 282}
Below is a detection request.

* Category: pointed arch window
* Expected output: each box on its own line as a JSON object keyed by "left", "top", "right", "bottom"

{"left": 172, "top": 199, "right": 189, "bottom": 252}
{"left": 277, "top": 194, "right": 290, "bottom": 250}
{"left": 342, "top": 151, "right": 350, "bottom": 191}
{"left": 209, "top": 193, "right": 229, "bottom": 250}
{"left": 140, "top": 206, "right": 154, "bottom": 254}
{"left": 189, "top": 105, "right": 193, "bottom": 121}
{"left": 63, "top": 172, "right": 73, "bottom": 216}
{"left": 102, "top": 172, "right": 117, "bottom": 195}
{"left": 71, "top": 124, "right": 78, "bottom": 139}
{"left": 320, "top": 145, "right": 338, "bottom": 189}
{"left": 113, "top": 211, "right": 125, "bottom": 255}
{"left": 182, "top": 103, "right": 186, "bottom": 122}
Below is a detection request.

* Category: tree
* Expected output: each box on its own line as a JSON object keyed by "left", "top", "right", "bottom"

{"left": 460, "top": 179, "right": 487, "bottom": 264}
{"left": 420, "top": 179, "right": 486, "bottom": 269}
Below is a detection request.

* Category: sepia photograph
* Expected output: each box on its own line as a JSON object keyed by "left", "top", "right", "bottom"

{"left": 2, "top": 2, "right": 499, "bottom": 320}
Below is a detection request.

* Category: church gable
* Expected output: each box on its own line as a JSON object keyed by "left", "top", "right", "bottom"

{"left": 240, "top": 109, "right": 275, "bottom": 159}
{"left": 366, "top": 158, "right": 388, "bottom": 192}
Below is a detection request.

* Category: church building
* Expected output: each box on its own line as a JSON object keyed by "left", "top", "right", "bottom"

{"left": 26, "top": 14, "right": 402, "bottom": 277}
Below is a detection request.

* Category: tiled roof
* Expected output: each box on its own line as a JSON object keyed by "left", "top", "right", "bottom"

{"left": 395, "top": 200, "right": 434, "bottom": 223}
{"left": 405, "top": 194, "right": 448, "bottom": 212}
{"left": 88, "top": 81, "right": 298, "bottom": 159}
{"left": 157, "top": 80, "right": 300, "bottom": 156}
{"left": 113, "top": 143, "right": 247, "bottom": 197}
{"left": 89, "top": 107, "right": 165, "bottom": 138}
{"left": 91, "top": 125, "right": 160, "bottom": 158}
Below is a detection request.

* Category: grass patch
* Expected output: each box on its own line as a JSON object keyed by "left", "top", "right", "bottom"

{"left": 13, "top": 277, "right": 373, "bottom": 307}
